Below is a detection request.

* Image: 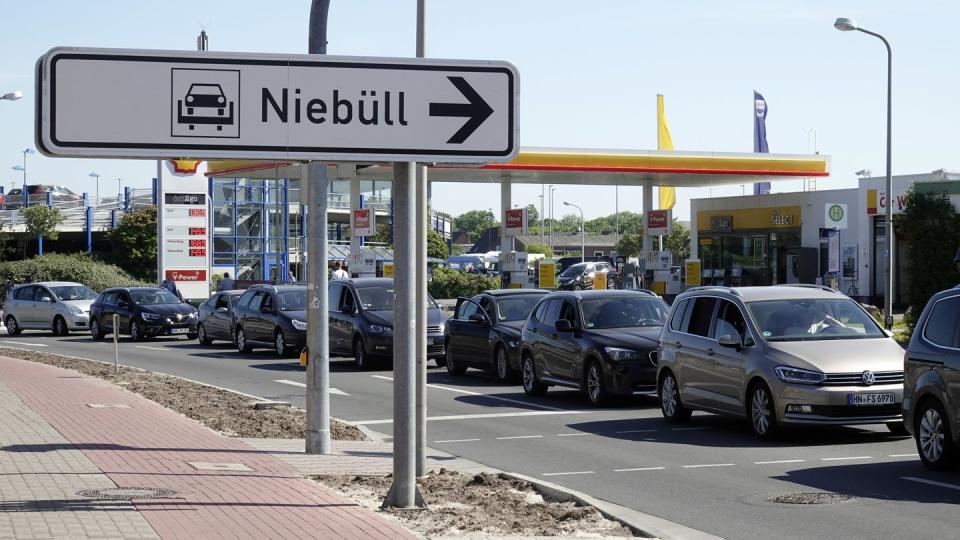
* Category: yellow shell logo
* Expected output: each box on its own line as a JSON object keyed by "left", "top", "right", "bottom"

{"left": 170, "top": 160, "right": 201, "bottom": 174}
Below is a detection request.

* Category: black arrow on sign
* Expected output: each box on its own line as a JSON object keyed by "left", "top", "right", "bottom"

{"left": 429, "top": 76, "right": 494, "bottom": 144}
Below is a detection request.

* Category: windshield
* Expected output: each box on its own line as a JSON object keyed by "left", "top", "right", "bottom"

{"left": 355, "top": 286, "right": 439, "bottom": 311}
{"left": 560, "top": 263, "right": 591, "bottom": 278}
{"left": 580, "top": 297, "right": 669, "bottom": 329}
{"left": 51, "top": 285, "right": 97, "bottom": 301}
{"left": 277, "top": 290, "right": 307, "bottom": 311}
{"left": 131, "top": 289, "right": 182, "bottom": 305}
{"left": 747, "top": 298, "right": 885, "bottom": 341}
{"left": 496, "top": 295, "right": 544, "bottom": 322}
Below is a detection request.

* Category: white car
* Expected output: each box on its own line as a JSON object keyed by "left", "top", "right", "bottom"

{"left": 5, "top": 282, "right": 97, "bottom": 335}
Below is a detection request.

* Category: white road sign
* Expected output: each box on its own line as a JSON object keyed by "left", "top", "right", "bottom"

{"left": 36, "top": 47, "right": 519, "bottom": 163}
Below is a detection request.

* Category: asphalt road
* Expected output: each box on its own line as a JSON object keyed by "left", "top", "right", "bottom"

{"left": 4, "top": 330, "right": 959, "bottom": 539}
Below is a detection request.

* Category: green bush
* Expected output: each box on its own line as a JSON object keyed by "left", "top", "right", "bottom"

{"left": 0, "top": 253, "right": 148, "bottom": 307}
{"left": 428, "top": 266, "right": 500, "bottom": 299}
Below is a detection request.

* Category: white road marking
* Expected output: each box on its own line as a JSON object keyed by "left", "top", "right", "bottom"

{"left": 682, "top": 463, "right": 735, "bottom": 469}
{"left": 754, "top": 459, "right": 806, "bottom": 465}
{"left": 615, "top": 429, "right": 657, "bottom": 434}
{"left": 900, "top": 476, "right": 960, "bottom": 491}
{"left": 354, "top": 409, "right": 596, "bottom": 425}
{"left": 614, "top": 466, "right": 666, "bottom": 472}
{"left": 1, "top": 341, "right": 47, "bottom": 347}
{"left": 556, "top": 433, "right": 591, "bottom": 437}
{"left": 371, "top": 374, "right": 564, "bottom": 411}
{"left": 496, "top": 435, "right": 543, "bottom": 440}
{"left": 542, "top": 471, "right": 594, "bottom": 477}
{"left": 273, "top": 379, "right": 349, "bottom": 395}
{"left": 821, "top": 456, "right": 872, "bottom": 461}
{"left": 434, "top": 438, "right": 481, "bottom": 444}
{"left": 888, "top": 453, "right": 918, "bottom": 458}
{"left": 672, "top": 427, "right": 708, "bottom": 431}
{"left": 135, "top": 346, "right": 167, "bottom": 351}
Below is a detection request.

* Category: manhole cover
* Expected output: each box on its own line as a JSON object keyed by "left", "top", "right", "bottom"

{"left": 76, "top": 487, "right": 177, "bottom": 499}
{"left": 768, "top": 492, "right": 855, "bottom": 505}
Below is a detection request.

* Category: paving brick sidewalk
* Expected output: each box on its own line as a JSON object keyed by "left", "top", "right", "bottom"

{"left": 0, "top": 357, "right": 415, "bottom": 540}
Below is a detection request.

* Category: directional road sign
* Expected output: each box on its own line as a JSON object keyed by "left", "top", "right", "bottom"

{"left": 36, "top": 47, "right": 519, "bottom": 163}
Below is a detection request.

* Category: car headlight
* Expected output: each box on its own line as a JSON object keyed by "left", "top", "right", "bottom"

{"left": 437, "top": 321, "right": 445, "bottom": 333}
{"left": 774, "top": 366, "right": 826, "bottom": 385}
{"left": 188, "top": 311, "right": 197, "bottom": 319}
{"left": 292, "top": 320, "right": 308, "bottom": 331}
{"left": 141, "top": 312, "right": 161, "bottom": 321}
{"left": 67, "top": 305, "right": 85, "bottom": 316}
{"left": 604, "top": 347, "right": 642, "bottom": 361}
{"left": 507, "top": 340, "right": 520, "bottom": 349}
{"left": 369, "top": 324, "right": 393, "bottom": 335}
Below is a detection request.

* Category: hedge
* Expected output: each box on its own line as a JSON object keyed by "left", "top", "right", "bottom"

{"left": 428, "top": 266, "right": 501, "bottom": 299}
{"left": 0, "top": 253, "right": 149, "bottom": 307}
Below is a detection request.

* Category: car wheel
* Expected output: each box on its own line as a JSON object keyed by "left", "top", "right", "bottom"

{"left": 236, "top": 327, "right": 253, "bottom": 353}
{"left": 659, "top": 370, "right": 692, "bottom": 422}
{"left": 494, "top": 346, "right": 513, "bottom": 382}
{"left": 53, "top": 316, "right": 69, "bottom": 336}
{"left": 521, "top": 355, "right": 548, "bottom": 396}
{"left": 197, "top": 323, "right": 213, "bottom": 345}
{"left": 916, "top": 399, "right": 958, "bottom": 470}
{"left": 275, "top": 329, "right": 290, "bottom": 357}
{"left": 606, "top": 278, "right": 615, "bottom": 290}
{"left": 129, "top": 320, "right": 144, "bottom": 342}
{"left": 353, "top": 337, "right": 368, "bottom": 370}
{"left": 434, "top": 352, "right": 447, "bottom": 368}
{"left": 886, "top": 421, "right": 910, "bottom": 436}
{"left": 573, "top": 283, "right": 583, "bottom": 291}
{"left": 748, "top": 381, "right": 779, "bottom": 440}
{"left": 584, "top": 360, "right": 609, "bottom": 406}
{"left": 5, "top": 315, "right": 21, "bottom": 336}
{"left": 90, "top": 318, "right": 104, "bottom": 341}
{"left": 445, "top": 340, "right": 466, "bottom": 375}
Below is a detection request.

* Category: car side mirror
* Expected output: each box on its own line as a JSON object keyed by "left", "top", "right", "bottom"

{"left": 217, "top": 307, "right": 228, "bottom": 313}
{"left": 717, "top": 334, "right": 742, "bottom": 350}
{"left": 341, "top": 305, "right": 355, "bottom": 315}
{"left": 40, "top": 296, "right": 52, "bottom": 303}
{"left": 555, "top": 319, "right": 574, "bottom": 332}
{"left": 118, "top": 300, "right": 129, "bottom": 309}
{"left": 468, "top": 313, "right": 488, "bottom": 324}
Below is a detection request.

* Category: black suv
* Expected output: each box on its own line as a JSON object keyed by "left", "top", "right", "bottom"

{"left": 557, "top": 261, "right": 618, "bottom": 290}
{"left": 519, "top": 289, "right": 668, "bottom": 405}
{"left": 89, "top": 287, "right": 198, "bottom": 341}
{"left": 329, "top": 278, "right": 448, "bottom": 369}
{"left": 233, "top": 285, "right": 307, "bottom": 356}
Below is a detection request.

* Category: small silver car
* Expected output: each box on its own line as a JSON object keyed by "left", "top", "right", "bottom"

{"left": 5, "top": 282, "right": 97, "bottom": 335}
{"left": 658, "top": 285, "right": 905, "bottom": 439}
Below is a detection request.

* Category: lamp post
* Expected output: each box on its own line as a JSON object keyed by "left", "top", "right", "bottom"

{"left": 835, "top": 17, "right": 894, "bottom": 329}
{"left": 539, "top": 185, "right": 544, "bottom": 244}
{"left": 88, "top": 172, "right": 100, "bottom": 205}
{"left": 117, "top": 177, "right": 122, "bottom": 202}
{"left": 564, "top": 201, "right": 585, "bottom": 263}
{"left": 1, "top": 90, "right": 23, "bottom": 101}
{"left": 548, "top": 185, "right": 557, "bottom": 253}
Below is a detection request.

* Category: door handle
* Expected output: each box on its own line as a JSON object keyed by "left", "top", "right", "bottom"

{"left": 706, "top": 348, "right": 716, "bottom": 356}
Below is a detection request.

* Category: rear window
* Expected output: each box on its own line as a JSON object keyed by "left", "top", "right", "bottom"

{"left": 923, "top": 296, "right": 960, "bottom": 348}
{"left": 236, "top": 290, "right": 257, "bottom": 309}
{"left": 669, "top": 299, "right": 690, "bottom": 331}
{"left": 687, "top": 297, "right": 718, "bottom": 337}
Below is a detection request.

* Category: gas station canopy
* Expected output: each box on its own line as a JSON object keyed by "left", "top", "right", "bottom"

{"left": 206, "top": 147, "right": 830, "bottom": 187}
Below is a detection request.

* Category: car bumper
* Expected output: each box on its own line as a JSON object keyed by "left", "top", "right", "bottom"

{"left": 286, "top": 330, "right": 307, "bottom": 350}
{"left": 366, "top": 333, "right": 446, "bottom": 357}
{"left": 67, "top": 313, "right": 89, "bottom": 328}
{"left": 605, "top": 359, "right": 658, "bottom": 395}
{"left": 775, "top": 382, "right": 903, "bottom": 425}
{"left": 143, "top": 320, "right": 198, "bottom": 336}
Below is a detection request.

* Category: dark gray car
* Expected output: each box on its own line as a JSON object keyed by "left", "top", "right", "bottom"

{"left": 197, "top": 290, "right": 244, "bottom": 345}
{"left": 904, "top": 287, "right": 960, "bottom": 469}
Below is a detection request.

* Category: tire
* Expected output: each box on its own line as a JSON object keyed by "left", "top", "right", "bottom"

{"left": 236, "top": 327, "right": 253, "bottom": 353}
{"left": 5, "top": 315, "right": 21, "bottom": 336}
{"left": 659, "top": 370, "right": 692, "bottom": 422}
{"left": 52, "top": 316, "right": 69, "bottom": 336}
{"left": 353, "top": 337, "right": 368, "bottom": 370}
{"left": 186, "top": 332, "right": 198, "bottom": 340}
{"left": 197, "top": 323, "right": 213, "bottom": 345}
{"left": 573, "top": 283, "right": 583, "bottom": 291}
{"left": 521, "top": 355, "right": 548, "bottom": 396}
{"left": 445, "top": 340, "right": 466, "bottom": 375}
{"left": 275, "top": 329, "right": 291, "bottom": 357}
{"left": 434, "top": 353, "right": 447, "bottom": 368}
{"left": 748, "top": 381, "right": 779, "bottom": 440}
{"left": 129, "top": 320, "right": 144, "bottom": 342}
{"left": 886, "top": 421, "right": 910, "bottom": 436}
{"left": 494, "top": 346, "right": 512, "bottom": 382}
{"left": 90, "top": 318, "right": 104, "bottom": 341}
{"left": 915, "top": 399, "right": 958, "bottom": 470}
{"left": 584, "top": 360, "right": 609, "bottom": 406}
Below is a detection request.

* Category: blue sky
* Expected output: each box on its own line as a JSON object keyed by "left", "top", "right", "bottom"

{"left": 1, "top": 1, "right": 956, "bottom": 220}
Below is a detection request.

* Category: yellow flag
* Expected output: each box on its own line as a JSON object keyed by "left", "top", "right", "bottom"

{"left": 657, "top": 94, "right": 676, "bottom": 210}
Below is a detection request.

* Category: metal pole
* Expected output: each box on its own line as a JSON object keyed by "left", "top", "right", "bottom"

{"left": 615, "top": 185, "right": 619, "bottom": 239}
{"left": 112, "top": 314, "right": 119, "bottom": 374}
{"left": 414, "top": 0, "right": 428, "bottom": 479}
{"left": 305, "top": 0, "right": 331, "bottom": 455}
{"left": 540, "top": 185, "right": 545, "bottom": 244}
{"left": 384, "top": 162, "right": 423, "bottom": 509}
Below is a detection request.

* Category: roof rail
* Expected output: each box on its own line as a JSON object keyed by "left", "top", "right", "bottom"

{"left": 627, "top": 288, "right": 660, "bottom": 297}
{"left": 683, "top": 286, "right": 741, "bottom": 296}
{"left": 780, "top": 283, "right": 838, "bottom": 294}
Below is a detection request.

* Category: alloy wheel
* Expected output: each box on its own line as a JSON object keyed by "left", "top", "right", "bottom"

{"left": 55, "top": 317, "right": 67, "bottom": 335}
{"left": 496, "top": 348, "right": 509, "bottom": 380}
{"left": 198, "top": 324, "right": 206, "bottom": 343}
{"left": 130, "top": 322, "right": 140, "bottom": 342}
{"left": 752, "top": 386, "right": 772, "bottom": 435}
{"left": 920, "top": 408, "right": 945, "bottom": 463}
{"left": 5, "top": 316, "right": 17, "bottom": 335}
{"left": 275, "top": 332, "right": 286, "bottom": 356}
{"left": 587, "top": 364, "right": 602, "bottom": 403}
{"left": 661, "top": 375, "right": 678, "bottom": 417}
{"left": 522, "top": 358, "right": 535, "bottom": 391}
{"left": 237, "top": 329, "right": 246, "bottom": 350}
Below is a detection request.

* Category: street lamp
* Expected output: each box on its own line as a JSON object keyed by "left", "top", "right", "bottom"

{"left": 88, "top": 172, "right": 100, "bottom": 205}
{"left": 563, "top": 201, "right": 585, "bottom": 263}
{"left": 1, "top": 90, "right": 23, "bottom": 101}
{"left": 14, "top": 149, "right": 32, "bottom": 207}
{"left": 835, "top": 16, "right": 894, "bottom": 329}
{"left": 549, "top": 185, "right": 557, "bottom": 252}
{"left": 117, "top": 177, "right": 123, "bottom": 204}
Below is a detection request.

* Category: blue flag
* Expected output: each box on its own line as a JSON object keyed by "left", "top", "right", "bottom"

{"left": 753, "top": 91, "right": 771, "bottom": 195}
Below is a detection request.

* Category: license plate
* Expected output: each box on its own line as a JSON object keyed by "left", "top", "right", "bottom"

{"left": 170, "top": 328, "right": 190, "bottom": 335}
{"left": 847, "top": 392, "right": 895, "bottom": 406}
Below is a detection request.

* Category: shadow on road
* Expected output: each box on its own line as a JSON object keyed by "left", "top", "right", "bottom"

{"left": 777, "top": 460, "right": 960, "bottom": 504}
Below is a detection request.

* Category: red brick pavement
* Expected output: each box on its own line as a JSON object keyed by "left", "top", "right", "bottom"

{"left": 0, "top": 357, "right": 414, "bottom": 540}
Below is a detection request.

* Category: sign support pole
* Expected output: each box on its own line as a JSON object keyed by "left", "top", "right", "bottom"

{"left": 415, "top": 0, "right": 428, "bottom": 479}
{"left": 305, "top": 0, "right": 331, "bottom": 456}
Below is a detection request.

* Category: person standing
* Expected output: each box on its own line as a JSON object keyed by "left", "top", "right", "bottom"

{"left": 161, "top": 278, "right": 183, "bottom": 301}
{"left": 218, "top": 272, "right": 235, "bottom": 291}
{"left": 332, "top": 262, "right": 349, "bottom": 280}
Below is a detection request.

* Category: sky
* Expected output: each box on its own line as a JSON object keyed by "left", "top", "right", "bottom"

{"left": 1, "top": 0, "right": 957, "bottom": 221}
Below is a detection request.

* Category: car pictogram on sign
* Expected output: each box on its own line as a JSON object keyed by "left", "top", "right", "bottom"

{"left": 177, "top": 83, "right": 234, "bottom": 131}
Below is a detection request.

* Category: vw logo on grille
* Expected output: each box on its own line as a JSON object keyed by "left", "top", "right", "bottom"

{"left": 862, "top": 371, "right": 876, "bottom": 385}
{"left": 175, "top": 314, "right": 183, "bottom": 321}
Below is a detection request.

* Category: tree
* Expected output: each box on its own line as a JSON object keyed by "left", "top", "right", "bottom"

{"left": 20, "top": 206, "right": 63, "bottom": 256}
{"left": 108, "top": 206, "right": 158, "bottom": 282}
{"left": 663, "top": 219, "right": 691, "bottom": 260}
{"left": 524, "top": 242, "right": 552, "bottom": 256}
{"left": 614, "top": 233, "right": 644, "bottom": 259}
{"left": 524, "top": 204, "right": 540, "bottom": 234}
{"left": 427, "top": 229, "right": 448, "bottom": 259}
{"left": 370, "top": 222, "right": 392, "bottom": 246}
{"left": 453, "top": 209, "right": 499, "bottom": 240}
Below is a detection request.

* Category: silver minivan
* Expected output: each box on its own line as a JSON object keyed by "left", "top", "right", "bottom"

{"left": 658, "top": 285, "right": 905, "bottom": 439}
{"left": 5, "top": 282, "right": 97, "bottom": 335}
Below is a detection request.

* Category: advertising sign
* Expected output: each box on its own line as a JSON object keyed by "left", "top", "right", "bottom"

{"left": 684, "top": 259, "right": 702, "bottom": 288}
{"left": 592, "top": 271, "right": 607, "bottom": 291}
{"left": 352, "top": 208, "right": 375, "bottom": 237}
{"left": 157, "top": 160, "right": 210, "bottom": 299}
{"left": 827, "top": 230, "right": 840, "bottom": 274}
{"left": 504, "top": 208, "right": 526, "bottom": 236}
{"left": 643, "top": 251, "right": 673, "bottom": 271}
{"left": 37, "top": 47, "right": 519, "bottom": 163}
{"left": 647, "top": 209, "right": 672, "bottom": 236}
{"left": 382, "top": 262, "right": 395, "bottom": 278}
{"left": 825, "top": 203, "right": 848, "bottom": 230}
{"left": 538, "top": 260, "right": 556, "bottom": 289}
